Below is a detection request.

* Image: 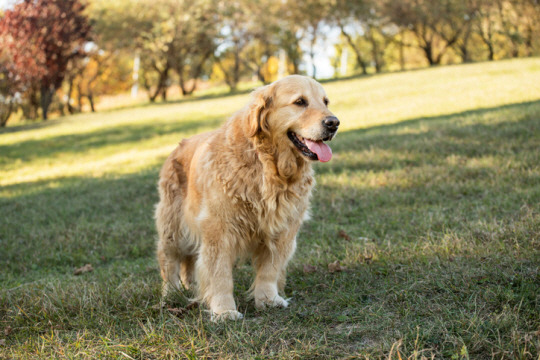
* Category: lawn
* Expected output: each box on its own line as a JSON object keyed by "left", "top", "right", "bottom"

{"left": 1, "top": 58, "right": 539, "bottom": 359}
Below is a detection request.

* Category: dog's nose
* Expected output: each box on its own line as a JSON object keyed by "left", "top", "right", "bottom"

{"left": 322, "top": 116, "right": 340, "bottom": 132}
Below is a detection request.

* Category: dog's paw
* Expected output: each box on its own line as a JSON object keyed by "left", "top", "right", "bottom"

{"left": 211, "top": 310, "right": 244, "bottom": 322}
{"left": 255, "top": 295, "right": 289, "bottom": 310}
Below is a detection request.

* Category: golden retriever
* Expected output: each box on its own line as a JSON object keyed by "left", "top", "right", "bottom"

{"left": 155, "top": 75, "right": 339, "bottom": 320}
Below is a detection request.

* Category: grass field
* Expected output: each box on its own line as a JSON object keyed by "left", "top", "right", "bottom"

{"left": 1, "top": 58, "right": 540, "bottom": 359}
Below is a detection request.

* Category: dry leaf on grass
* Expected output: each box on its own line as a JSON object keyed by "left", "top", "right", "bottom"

{"left": 4, "top": 326, "right": 12, "bottom": 336}
{"left": 303, "top": 264, "right": 317, "bottom": 273}
{"left": 167, "top": 302, "right": 198, "bottom": 317}
{"left": 362, "top": 254, "right": 373, "bottom": 264}
{"left": 337, "top": 229, "right": 351, "bottom": 241}
{"left": 328, "top": 260, "right": 347, "bottom": 273}
{"left": 167, "top": 307, "right": 187, "bottom": 316}
{"left": 0, "top": 339, "right": 5, "bottom": 346}
{"left": 73, "top": 264, "right": 93, "bottom": 275}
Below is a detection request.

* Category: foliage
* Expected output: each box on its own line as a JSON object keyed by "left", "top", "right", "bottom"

{"left": 1, "top": 0, "right": 540, "bottom": 125}
{"left": 91, "top": 0, "right": 220, "bottom": 101}
{"left": 0, "top": 0, "right": 91, "bottom": 121}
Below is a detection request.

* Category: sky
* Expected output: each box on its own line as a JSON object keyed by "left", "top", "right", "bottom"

{"left": 0, "top": 0, "right": 14, "bottom": 9}
{"left": 301, "top": 26, "right": 341, "bottom": 79}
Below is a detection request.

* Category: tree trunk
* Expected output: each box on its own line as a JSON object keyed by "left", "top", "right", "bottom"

{"left": 148, "top": 61, "right": 170, "bottom": 102}
{"left": 233, "top": 46, "right": 240, "bottom": 91}
{"left": 66, "top": 77, "right": 76, "bottom": 114}
{"left": 88, "top": 92, "right": 95, "bottom": 112}
{"left": 216, "top": 58, "right": 237, "bottom": 92}
{"left": 0, "top": 100, "right": 13, "bottom": 127}
{"left": 161, "top": 87, "right": 167, "bottom": 102}
{"left": 421, "top": 41, "right": 437, "bottom": 66}
{"left": 457, "top": 24, "right": 473, "bottom": 63}
{"left": 524, "top": 24, "right": 533, "bottom": 57}
{"left": 487, "top": 42, "right": 495, "bottom": 61}
{"left": 292, "top": 59, "right": 300, "bottom": 74}
{"left": 256, "top": 65, "right": 266, "bottom": 84}
{"left": 77, "top": 83, "right": 83, "bottom": 112}
{"left": 40, "top": 85, "right": 55, "bottom": 120}
{"left": 399, "top": 35, "right": 405, "bottom": 71}
{"left": 179, "top": 71, "right": 188, "bottom": 96}
{"left": 178, "top": 53, "right": 208, "bottom": 97}
{"left": 367, "top": 28, "right": 383, "bottom": 73}
{"left": 339, "top": 25, "right": 368, "bottom": 75}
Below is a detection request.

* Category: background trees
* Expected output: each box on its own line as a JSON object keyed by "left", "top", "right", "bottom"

{"left": 0, "top": 0, "right": 539, "bottom": 126}
{"left": 0, "top": 0, "right": 91, "bottom": 121}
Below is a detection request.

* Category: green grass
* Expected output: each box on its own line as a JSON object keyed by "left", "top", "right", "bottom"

{"left": 1, "top": 58, "right": 540, "bottom": 359}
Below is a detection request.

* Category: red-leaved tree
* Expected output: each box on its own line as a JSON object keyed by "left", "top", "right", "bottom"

{"left": 0, "top": 0, "right": 91, "bottom": 120}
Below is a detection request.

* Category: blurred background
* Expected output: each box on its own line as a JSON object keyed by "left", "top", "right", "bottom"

{"left": 1, "top": 0, "right": 539, "bottom": 126}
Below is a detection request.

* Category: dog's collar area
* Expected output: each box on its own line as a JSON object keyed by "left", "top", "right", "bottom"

{"left": 287, "top": 131, "right": 319, "bottom": 161}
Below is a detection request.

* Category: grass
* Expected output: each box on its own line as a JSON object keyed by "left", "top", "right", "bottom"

{"left": 1, "top": 58, "right": 540, "bottom": 359}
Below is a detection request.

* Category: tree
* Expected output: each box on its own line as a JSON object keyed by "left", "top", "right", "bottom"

{"left": 167, "top": 0, "right": 219, "bottom": 96}
{"left": 0, "top": 54, "right": 22, "bottom": 127}
{"left": 214, "top": 0, "right": 258, "bottom": 91}
{"left": 277, "top": 3, "right": 305, "bottom": 75}
{"left": 453, "top": 0, "right": 478, "bottom": 62}
{"left": 0, "top": 0, "right": 91, "bottom": 120}
{"left": 386, "top": 0, "right": 472, "bottom": 66}
{"left": 92, "top": 0, "right": 218, "bottom": 100}
{"left": 473, "top": 0, "right": 500, "bottom": 60}
{"left": 329, "top": 0, "right": 371, "bottom": 74}
{"left": 295, "top": 0, "right": 332, "bottom": 79}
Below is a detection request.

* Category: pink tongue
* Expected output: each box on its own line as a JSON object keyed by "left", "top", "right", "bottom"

{"left": 305, "top": 139, "right": 332, "bottom": 162}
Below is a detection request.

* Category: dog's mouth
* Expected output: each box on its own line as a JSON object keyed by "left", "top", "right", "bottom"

{"left": 287, "top": 131, "right": 333, "bottom": 162}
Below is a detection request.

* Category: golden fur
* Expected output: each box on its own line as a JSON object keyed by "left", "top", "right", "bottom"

{"left": 155, "top": 75, "right": 339, "bottom": 320}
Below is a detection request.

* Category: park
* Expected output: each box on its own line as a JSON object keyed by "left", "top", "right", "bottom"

{"left": 1, "top": 0, "right": 539, "bottom": 358}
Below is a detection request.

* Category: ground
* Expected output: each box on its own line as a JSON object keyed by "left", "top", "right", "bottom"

{"left": 1, "top": 58, "right": 539, "bottom": 359}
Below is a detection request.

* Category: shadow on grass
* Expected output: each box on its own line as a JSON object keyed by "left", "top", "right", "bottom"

{"left": 0, "top": 118, "right": 65, "bottom": 135}
{"left": 303, "top": 100, "right": 539, "bottom": 250}
{"left": 1, "top": 99, "right": 538, "bottom": 280}
{"left": 319, "top": 100, "right": 540, "bottom": 174}
{"left": 1, "top": 99, "right": 539, "bottom": 359}
{"left": 0, "top": 116, "right": 224, "bottom": 165}
{"left": 75, "top": 87, "right": 255, "bottom": 116}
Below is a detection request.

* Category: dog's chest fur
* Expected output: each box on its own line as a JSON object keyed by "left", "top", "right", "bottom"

{"left": 211, "top": 147, "right": 314, "bottom": 238}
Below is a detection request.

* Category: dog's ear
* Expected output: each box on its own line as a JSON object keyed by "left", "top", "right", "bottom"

{"left": 247, "top": 85, "right": 272, "bottom": 138}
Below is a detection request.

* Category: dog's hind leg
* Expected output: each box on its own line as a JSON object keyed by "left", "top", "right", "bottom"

{"left": 180, "top": 254, "right": 195, "bottom": 290}
{"left": 157, "top": 237, "right": 182, "bottom": 298}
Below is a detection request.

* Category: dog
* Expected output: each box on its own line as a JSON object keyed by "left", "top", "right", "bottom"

{"left": 155, "top": 75, "right": 339, "bottom": 320}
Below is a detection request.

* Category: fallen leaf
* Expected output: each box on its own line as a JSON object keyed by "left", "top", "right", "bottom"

{"left": 4, "top": 326, "right": 11, "bottom": 336}
{"left": 328, "top": 260, "right": 347, "bottom": 273}
{"left": 303, "top": 264, "right": 317, "bottom": 273}
{"left": 337, "top": 230, "right": 351, "bottom": 241}
{"left": 166, "top": 302, "right": 198, "bottom": 317}
{"left": 73, "top": 264, "right": 93, "bottom": 275}
{"left": 167, "top": 307, "right": 187, "bottom": 316}
{"left": 0, "top": 339, "right": 5, "bottom": 346}
{"left": 363, "top": 254, "right": 373, "bottom": 264}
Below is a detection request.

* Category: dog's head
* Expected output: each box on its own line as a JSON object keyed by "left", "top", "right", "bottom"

{"left": 247, "top": 75, "right": 339, "bottom": 163}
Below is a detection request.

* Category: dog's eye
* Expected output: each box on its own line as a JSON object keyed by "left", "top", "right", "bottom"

{"left": 294, "top": 97, "right": 307, "bottom": 106}
{"left": 323, "top": 98, "right": 329, "bottom": 106}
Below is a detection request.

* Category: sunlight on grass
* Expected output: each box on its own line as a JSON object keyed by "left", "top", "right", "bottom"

{"left": 326, "top": 58, "right": 540, "bottom": 131}
{"left": 2, "top": 58, "right": 540, "bottom": 193}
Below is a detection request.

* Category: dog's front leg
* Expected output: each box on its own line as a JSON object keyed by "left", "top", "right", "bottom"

{"left": 197, "top": 240, "right": 242, "bottom": 321}
{"left": 252, "top": 232, "right": 297, "bottom": 309}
